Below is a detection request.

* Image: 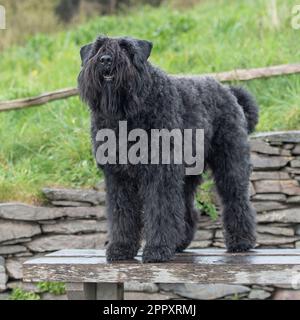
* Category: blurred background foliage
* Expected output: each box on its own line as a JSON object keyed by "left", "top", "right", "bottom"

{"left": 0, "top": 0, "right": 299, "bottom": 203}
{"left": 0, "top": 0, "right": 176, "bottom": 50}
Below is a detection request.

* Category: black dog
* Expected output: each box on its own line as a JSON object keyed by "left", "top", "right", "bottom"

{"left": 78, "top": 36, "right": 259, "bottom": 263}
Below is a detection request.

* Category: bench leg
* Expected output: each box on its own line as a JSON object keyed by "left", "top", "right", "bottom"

{"left": 66, "top": 283, "right": 96, "bottom": 300}
{"left": 96, "top": 283, "right": 124, "bottom": 300}
{"left": 66, "top": 283, "right": 124, "bottom": 300}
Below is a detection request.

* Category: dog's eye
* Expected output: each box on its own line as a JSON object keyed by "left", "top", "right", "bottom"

{"left": 120, "top": 44, "right": 128, "bottom": 52}
{"left": 119, "top": 41, "right": 129, "bottom": 51}
{"left": 120, "top": 45, "right": 134, "bottom": 59}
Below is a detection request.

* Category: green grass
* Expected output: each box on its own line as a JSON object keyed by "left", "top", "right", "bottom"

{"left": 9, "top": 288, "right": 40, "bottom": 300}
{"left": 36, "top": 282, "right": 66, "bottom": 295}
{"left": 196, "top": 173, "right": 218, "bottom": 221}
{"left": 9, "top": 282, "right": 65, "bottom": 300}
{"left": 0, "top": 0, "right": 299, "bottom": 202}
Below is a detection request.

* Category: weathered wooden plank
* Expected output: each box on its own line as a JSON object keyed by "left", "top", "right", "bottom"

{"left": 23, "top": 255, "right": 300, "bottom": 266}
{"left": 45, "top": 248, "right": 300, "bottom": 257}
{"left": 23, "top": 255, "right": 300, "bottom": 272}
{"left": 46, "top": 249, "right": 107, "bottom": 257}
{"left": 23, "top": 262, "right": 300, "bottom": 285}
{"left": 185, "top": 248, "right": 300, "bottom": 255}
{"left": 24, "top": 249, "right": 300, "bottom": 286}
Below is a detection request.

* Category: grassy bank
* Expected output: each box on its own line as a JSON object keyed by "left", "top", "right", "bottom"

{"left": 0, "top": 0, "right": 299, "bottom": 202}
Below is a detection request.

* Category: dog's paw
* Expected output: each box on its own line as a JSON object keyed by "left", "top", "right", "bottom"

{"left": 106, "top": 242, "right": 138, "bottom": 262}
{"left": 225, "top": 236, "right": 256, "bottom": 253}
{"left": 142, "top": 245, "right": 175, "bottom": 263}
{"left": 176, "top": 240, "right": 191, "bottom": 253}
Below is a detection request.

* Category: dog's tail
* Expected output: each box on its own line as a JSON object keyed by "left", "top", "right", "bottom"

{"left": 229, "top": 86, "right": 259, "bottom": 134}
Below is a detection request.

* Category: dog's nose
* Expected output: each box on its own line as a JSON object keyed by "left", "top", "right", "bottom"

{"left": 99, "top": 55, "right": 112, "bottom": 65}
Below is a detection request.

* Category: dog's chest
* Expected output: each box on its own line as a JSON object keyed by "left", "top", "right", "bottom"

{"left": 92, "top": 119, "right": 156, "bottom": 175}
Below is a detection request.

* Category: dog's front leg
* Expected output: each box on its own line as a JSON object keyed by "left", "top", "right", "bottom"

{"left": 142, "top": 166, "right": 185, "bottom": 263}
{"left": 105, "top": 172, "right": 143, "bottom": 261}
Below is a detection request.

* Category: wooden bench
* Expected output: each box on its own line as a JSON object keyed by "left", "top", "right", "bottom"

{"left": 23, "top": 249, "right": 300, "bottom": 300}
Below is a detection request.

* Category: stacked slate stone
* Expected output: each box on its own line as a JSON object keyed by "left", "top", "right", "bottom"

{"left": 0, "top": 187, "right": 107, "bottom": 299}
{"left": 0, "top": 131, "right": 300, "bottom": 300}
{"left": 211, "top": 131, "right": 300, "bottom": 249}
{"left": 251, "top": 132, "right": 300, "bottom": 248}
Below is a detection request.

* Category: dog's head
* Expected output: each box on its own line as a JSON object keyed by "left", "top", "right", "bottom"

{"left": 78, "top": 36, "right": 153, "bottom": 119}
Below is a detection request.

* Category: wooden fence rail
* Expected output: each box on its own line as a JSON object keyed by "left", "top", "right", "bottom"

{"left": 1, "top": 63, "right": 300, "bottom": 112}
{"left": 0, "top": 88, "right": 79, "bottom": 112}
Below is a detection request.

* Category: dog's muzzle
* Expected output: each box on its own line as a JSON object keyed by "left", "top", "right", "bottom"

{"left": 99, "top": 54, "right": 114, "bottom": 81}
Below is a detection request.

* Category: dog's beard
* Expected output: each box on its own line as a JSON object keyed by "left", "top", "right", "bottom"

{"left": 78, "top": 49, "right": 150, "bottom": 120}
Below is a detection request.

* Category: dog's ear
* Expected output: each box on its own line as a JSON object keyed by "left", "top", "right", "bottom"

{"left": 80, "top": 43, "right": 93, "bottom": 66}
{"left": 135, "top": 39, "right": 153, "bottom": 61}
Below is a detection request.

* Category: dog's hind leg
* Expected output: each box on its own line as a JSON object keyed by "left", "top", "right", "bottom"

{"left": 208, "top": 120, "right": 256, "bottom": 252}
{"left": 176, "top": 175, "right": 201, "bottom": 252}
{"left": 105, "top": 173, "right": 143, "bottom": 261}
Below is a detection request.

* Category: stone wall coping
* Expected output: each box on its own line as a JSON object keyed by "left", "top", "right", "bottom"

{"left": 251, "top": 131, "right": 300, "bottom": 143}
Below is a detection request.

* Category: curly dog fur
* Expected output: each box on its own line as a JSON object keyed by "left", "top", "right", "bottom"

{"left": 78, "top": 36, "right": 259, "bottom": 263}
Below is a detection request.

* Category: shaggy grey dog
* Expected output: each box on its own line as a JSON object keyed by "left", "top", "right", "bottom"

{"left": 78, "top": 36, "right": 259, "bottom": 263}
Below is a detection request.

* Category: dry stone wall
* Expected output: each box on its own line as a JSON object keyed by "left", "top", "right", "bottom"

{"left": 0, "top": 131, "right": 300, "bottom": 300}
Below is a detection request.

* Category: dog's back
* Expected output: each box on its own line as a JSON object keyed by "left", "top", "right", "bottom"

{"left": 170, "top": 74, "right": 259, "bottom": 135}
